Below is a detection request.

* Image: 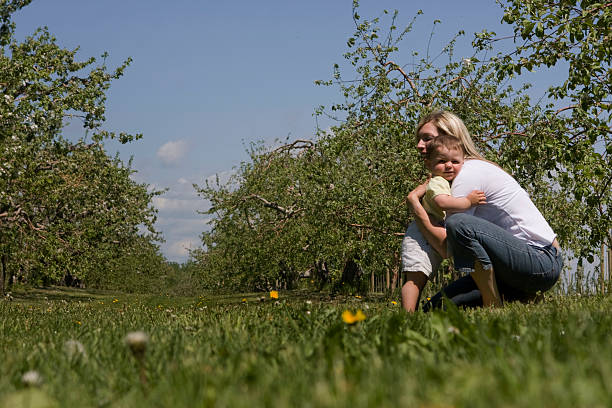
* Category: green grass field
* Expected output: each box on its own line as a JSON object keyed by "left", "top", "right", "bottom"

{"left": 1, "top": 288, "right": 610, "bottom": 407}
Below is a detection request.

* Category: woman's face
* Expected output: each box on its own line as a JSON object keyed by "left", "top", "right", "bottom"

{"left": 416, "top": 122, "right": 439, "bottom": 157}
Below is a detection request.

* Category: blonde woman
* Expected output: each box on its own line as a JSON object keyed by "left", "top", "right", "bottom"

{"left": 401, "top": 110, "right": 562, "bottom": 311}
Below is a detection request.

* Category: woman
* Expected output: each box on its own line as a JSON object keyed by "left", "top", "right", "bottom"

{"left": 401, "top": 110, "right": 563, "bottom": 311}
{"left": 400, "top": 110, "right": 483, "bottom": 311}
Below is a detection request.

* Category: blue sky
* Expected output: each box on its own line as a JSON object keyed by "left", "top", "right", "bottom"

{"left": 13, "top": 1, "right": 537, "bottom": 262}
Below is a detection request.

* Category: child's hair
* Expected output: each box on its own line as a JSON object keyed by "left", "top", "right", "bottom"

{"left": 424, "top": 134, "right": 466, "bottom": 161}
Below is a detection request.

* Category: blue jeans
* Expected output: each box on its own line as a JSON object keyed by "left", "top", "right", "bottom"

{"left": 424, "top": 213, "right": 563, "bottom": 310}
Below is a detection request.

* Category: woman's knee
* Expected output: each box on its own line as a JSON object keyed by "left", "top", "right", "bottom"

{"left": 445, "top": 213, "right": 474, "bottom": 238}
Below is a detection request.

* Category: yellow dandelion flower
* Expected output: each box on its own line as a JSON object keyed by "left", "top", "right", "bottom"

{"left": 113, "top": 299, "right": 119, "bottom": 303}
{"left": 427, "top": 297, "right": 431, "bottom": 301}
{"left": 269, "top": 290, "right": 279, "bottom": 299}
{"left": 342, "top": 309, "right": 366, "bottom": 325}
{"left": 391, "top": 301, "right": 397, "bottom": 305}
{"left": 355, "top": 295, "right": 362, "bottom": 299}
{"left": 242, "top": 298, "right": 247, "bottom": 302}
{"left": 76, "top": 321, "right": 81, "bottom": 325}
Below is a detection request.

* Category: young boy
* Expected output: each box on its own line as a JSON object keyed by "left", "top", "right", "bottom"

{"left": 422, "top": 134, "right": 486, "bottom": 222}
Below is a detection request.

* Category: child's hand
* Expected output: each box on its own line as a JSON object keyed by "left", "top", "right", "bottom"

{"left": 467, "top": 190, "right": 486, "bottom": 206}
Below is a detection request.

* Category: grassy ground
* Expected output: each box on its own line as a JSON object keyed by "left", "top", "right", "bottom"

{"left": 0, "top": 287, "right": 610, "bottom": 407}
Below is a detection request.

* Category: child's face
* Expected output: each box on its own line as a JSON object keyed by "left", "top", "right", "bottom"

{"left": 425, "top": 147, "right": 464, "bottom": 181}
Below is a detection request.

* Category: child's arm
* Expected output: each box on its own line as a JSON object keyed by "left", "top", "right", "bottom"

{"left": 433, "top": 189, "right": 486, "bottom": 212}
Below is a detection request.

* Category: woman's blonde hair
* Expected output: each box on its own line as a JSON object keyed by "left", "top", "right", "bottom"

{"left": 416, "top": 110, "right": 483, "bottom": 160}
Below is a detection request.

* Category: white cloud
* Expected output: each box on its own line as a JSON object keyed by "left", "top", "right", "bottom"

{"left": 152, "top": 175, "right": 211, "bottom": 262}
{"left": 156, "top": 140, "right": 188, "bottom": 166}
{"left": 203, "top": 169, "right": 237, "bottom": 189}
{"left": 166, "top": 238, "right": 200, "bottom": 259}
{"left": 152, "top": 170, "right": 236, "bottom": 262}
{"left": 153, "top": 196, "right": 202, "bottom": 212}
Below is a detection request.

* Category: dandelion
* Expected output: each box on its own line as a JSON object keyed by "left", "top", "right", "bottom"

{"left": 75, "top": 321, "right": 82, "bottom": 325}
{"left": 21, "top": 370, "right": 43, "bottom": 387}
{"left": 355, "top": 295, "right": 362, "bottom": 299}
{"left": 64, "top": 339, "right": 87, "bottom": 361}
{"left": 125, "top": 331, "right": 148, "bottom": 357}
{"left": 426, "top": 297, "right": 431, "bottom": 301}
{"left": 125, "top": 331, "right": 149, "bottom": 387}
{"left": 391, "top": 301, "right": 397, "bottom": 305}
{"left": 242, "top": 298, "right": 247, "bottom": 302}
{"left": 342, "top": 309, "right": 366, "bottom": 325}
{"left": 113, "top": 298, "right": 119, "bottom": 303}
{"left": 447, "top": 326, "right": 460, "bottom": 334}
{"left": 269, "top": 290, "right": 279, "bottom": 299}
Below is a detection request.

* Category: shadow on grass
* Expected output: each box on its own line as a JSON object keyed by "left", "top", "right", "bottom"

{"left": 8, "top": 286, "right": 111, "bottom": 303}
{"left": 5, "top": 285, "right": 396, "bottom": 308}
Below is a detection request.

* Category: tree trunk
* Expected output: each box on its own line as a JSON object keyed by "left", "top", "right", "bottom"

{"left": 386, "top": 268, "right": 390, "bottom": 292}
{"left": 606, "top": 246, "right": 612, "bottom": 294}
{"left": 390, "top": 252, "right": 400, "bottom": 291}
{"left": 601, "top": 244, "right": 606, "bottom": 294}
{"left": 0, "top": 253, "right": 6, "bottom": 296}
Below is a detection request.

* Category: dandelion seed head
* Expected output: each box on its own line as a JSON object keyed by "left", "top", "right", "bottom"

{"left": 125, "top": 331, "right": 149, "bottom": 355}
{"left": 21, "top": 370, "right": 43, "bottom": 387}
{"left": 63, "top": 339, "right": 87, "bottom": 360}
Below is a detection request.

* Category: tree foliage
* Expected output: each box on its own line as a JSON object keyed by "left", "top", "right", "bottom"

{"left": 474, "top": 0, "right": 611, "bottom": 262}
{"left": 195, "top": 1, "right": 611, "bottom": 291}
{"left": 0, "top": 0, "right": 164, "bottom": 290}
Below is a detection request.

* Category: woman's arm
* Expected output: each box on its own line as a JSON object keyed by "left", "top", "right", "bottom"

{"left": 408, "top": 182, "right": 449, "bottom": 258}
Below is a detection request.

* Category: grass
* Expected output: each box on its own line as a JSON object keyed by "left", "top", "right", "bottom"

{"left": 0, "top": 287, "right": 611, "bottom": 407}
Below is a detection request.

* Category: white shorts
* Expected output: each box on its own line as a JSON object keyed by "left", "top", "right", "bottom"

{"left": 401, "top": 222, "right": 442, "bottom": 277}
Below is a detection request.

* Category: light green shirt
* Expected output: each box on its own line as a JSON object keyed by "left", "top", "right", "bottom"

{"left": 423, "top": 176, "right": 451, "bottom": 222}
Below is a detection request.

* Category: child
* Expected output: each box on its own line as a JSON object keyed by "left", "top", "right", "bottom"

{"left": 422, "top": 134, "right": 486, "bottom": 222}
